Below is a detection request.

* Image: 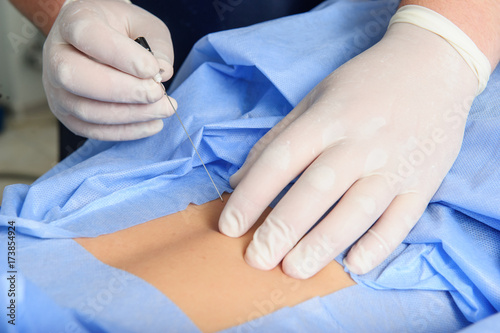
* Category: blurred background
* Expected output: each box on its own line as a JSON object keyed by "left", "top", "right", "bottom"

{"left": 0, "top": 0, "right": 57, "bottom": 202}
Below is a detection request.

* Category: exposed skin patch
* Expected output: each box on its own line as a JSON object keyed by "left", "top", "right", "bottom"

{"left": 76, "top": 194, "right": 355, "bottom": 332}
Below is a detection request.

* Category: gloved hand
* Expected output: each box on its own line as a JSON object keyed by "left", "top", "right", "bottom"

{"left": 219, "top": 7, "right": 487, "bottom": 278}
{"left": 43, "top": 0, "right": 176, "bottom": 140}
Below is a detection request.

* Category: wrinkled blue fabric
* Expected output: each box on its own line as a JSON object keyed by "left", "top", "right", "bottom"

{"left": 1, "top": 0, "right": 499, "bottom": 331}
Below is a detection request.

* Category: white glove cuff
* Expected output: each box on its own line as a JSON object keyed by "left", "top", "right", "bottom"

{"left": 388, "top": 5, "right": 491, "bottom": 95}
{"left": 63, "top": 0, "right": 132, "bottom": 7}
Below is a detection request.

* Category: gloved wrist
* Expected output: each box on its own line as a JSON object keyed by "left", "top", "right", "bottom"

{"left": 388, "top": 5, "right": 491, "bottom": 95}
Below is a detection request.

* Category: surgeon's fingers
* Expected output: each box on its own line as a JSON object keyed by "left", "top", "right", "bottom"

{"left": 138, "top": 35, "right": 174, "bottom": 82}
{"left": 60, "top": 2, "right": 162, "bottom": 79}
{"left": 281, "top": 174, "right": 396, "bottom": 279}
{"left": 126, "top": 7, "right": 174, "bottom": 81}
{"left": 46, "top": 44, "right": 164, "bottom": 104}
{"left": 243, "top": 146, "right": 361, "bottom": 270}
{"left": 59, "top": 114, "right": 164, "bottom": 141}
{"left": 229, "top": 97, "right": 312, "bottom": 187}
{"left": 53, "top": 88, "right": 175, "bottom": 124}
{"left": 220, "top": 104, "right": 341, "bottom": 238}
{"left": 343, "top": 192, "right": 429, "bottom": 275}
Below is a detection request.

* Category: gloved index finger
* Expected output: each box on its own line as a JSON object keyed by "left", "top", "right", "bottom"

{"left": 133, "top": 36, "right": 171, "bottom": 82}
{"left": 126, "top": 8, "right": 174, "bottom": 82}
{"left": 58, "top": 4, "right": 161, "bottom": 80}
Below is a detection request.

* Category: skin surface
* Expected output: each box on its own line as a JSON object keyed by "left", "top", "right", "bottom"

{"left": 76, "top": 193, "right": 355, "bottom": 332}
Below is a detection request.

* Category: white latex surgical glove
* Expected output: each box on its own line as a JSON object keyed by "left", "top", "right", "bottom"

{"left": 219, "top": 6, "right": 490, "bottom": 278}
{"left": 43, "top": 0, "right": 175, "bottom": 140}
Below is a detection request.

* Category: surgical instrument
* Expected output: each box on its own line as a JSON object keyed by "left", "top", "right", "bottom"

{"left": 135, "top": 37, "right": 223, "bottom": 201}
